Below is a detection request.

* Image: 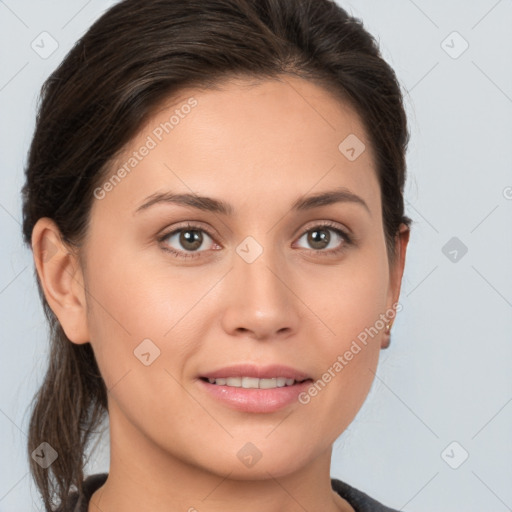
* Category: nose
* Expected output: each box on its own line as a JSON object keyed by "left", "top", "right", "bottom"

{"left": 220, "top": 247, "right": 301, "bottom": 341}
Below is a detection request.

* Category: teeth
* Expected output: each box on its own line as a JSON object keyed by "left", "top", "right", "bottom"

{"left": 242, "top": 377, "right": 259, "bottom": 388}
{"left": 226, "top": 377, "right": 242, "bottom": 387}
{"left": 206, "top": 377, "right": 301, "bottom": 388}
{"left": 259, "top": 378, "right": 277, "bottom": 389}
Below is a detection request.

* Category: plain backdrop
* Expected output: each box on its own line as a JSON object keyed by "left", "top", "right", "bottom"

{"left": 1, "top": 1, "right": 511, "bottom": 511}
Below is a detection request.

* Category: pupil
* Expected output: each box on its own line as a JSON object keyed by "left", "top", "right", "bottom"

{"left": 309, "top": 228, "right": 329, "bottom": 249}
{"left": 180, "top": 230, "right": 202, "bottom": 250}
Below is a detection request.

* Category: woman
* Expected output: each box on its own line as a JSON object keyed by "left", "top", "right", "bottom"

{"left": 22, "top": 0, "right": 411, "bottom": 510}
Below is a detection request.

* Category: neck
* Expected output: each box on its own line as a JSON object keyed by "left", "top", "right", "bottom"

{"left": 88, "top": 407, "right": 352, "bottom": 512}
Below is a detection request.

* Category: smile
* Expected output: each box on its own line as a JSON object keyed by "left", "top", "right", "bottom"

{"left": 203, "top": 377, "right": 307, "bottom": 388}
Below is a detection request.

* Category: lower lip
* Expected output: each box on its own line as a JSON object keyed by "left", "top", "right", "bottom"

{"left": 198, "top": 378, "right": 312, "bottom": 413}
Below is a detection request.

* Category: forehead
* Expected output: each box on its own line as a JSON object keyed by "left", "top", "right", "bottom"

{"left": 91, "top": 75, "right": 380, "bottom": 219}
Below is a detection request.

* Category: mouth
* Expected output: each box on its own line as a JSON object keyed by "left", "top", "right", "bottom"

{"left": 196, "top": 363, "right": 313, "bottom": 413}
{"left": 199, "top": 376, "right": 311, "bottom": 389}
{"left": 197, "top": 364, "right": 313, "bottom": 413}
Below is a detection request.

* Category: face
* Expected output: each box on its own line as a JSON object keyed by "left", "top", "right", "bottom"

{"left": 53, "top": 75, "right": 407, "bottom": 479}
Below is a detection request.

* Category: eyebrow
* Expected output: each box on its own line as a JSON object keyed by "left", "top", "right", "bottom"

{"left": 134, "top": 186, "right": 371, "bottom": 216}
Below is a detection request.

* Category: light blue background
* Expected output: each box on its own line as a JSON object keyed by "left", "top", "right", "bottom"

{"left": 1, "top": 1, "right": 511, "bottom": 510}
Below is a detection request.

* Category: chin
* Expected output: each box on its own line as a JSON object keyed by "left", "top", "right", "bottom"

{"left": 195, "top": 439, "right": 315, "bottom": 480}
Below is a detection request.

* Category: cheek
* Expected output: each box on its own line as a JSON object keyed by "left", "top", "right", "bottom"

{"left": 82, "top": 241, "right": 219, "bottom": 387}
{"left": 305, "top": 245, "right": 390, "bottom": 343}
{"left": 82, "top": 255, "right": 206, "bottom": 427}
{"left": 296, "top": 246, "right": 389, "bottom": 434}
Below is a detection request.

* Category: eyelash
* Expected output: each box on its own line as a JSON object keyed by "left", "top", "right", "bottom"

{"left": 157, "top": 221, "right": 353, "bottom": 260}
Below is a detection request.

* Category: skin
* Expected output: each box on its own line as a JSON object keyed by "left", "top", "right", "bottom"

{"left": 32, "top": 75, "right": 409, "bottom": 512}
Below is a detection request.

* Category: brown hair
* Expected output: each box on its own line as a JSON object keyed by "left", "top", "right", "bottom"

{"left": 21, "top": 0, "right": 411, "bottom": 509}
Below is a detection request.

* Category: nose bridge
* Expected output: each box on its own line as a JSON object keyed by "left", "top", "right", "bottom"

{"left": 221, "top": 234, "right": 299, "bottom": 338}
{"left": 235, "top": 234, "right": 288, "bottom": 306}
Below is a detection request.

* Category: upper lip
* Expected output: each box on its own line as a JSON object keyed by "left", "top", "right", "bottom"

{"left": 200, "top": 364, "right": 311, "bottom": 381}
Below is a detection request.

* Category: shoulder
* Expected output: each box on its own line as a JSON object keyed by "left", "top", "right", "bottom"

{"left": 331, "top": 478, "right": 403, "bottom": 512}
{"left": 54, "top": 473, "right": 108, "bottom": 512}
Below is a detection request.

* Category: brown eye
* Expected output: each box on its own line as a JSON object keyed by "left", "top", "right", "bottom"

{"left": 176, "top": 229, "right": 204, "bottom": 251}
{"left": 307, "top": 227, "right": 332, "bottom": 250}
{"left": 159, "top": 224, "right": 217, "bottom": 259}
{"left": 295, "top": 223, "right": 351, "bottom": 255}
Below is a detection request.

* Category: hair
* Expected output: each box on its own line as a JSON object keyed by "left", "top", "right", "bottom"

{"left": 21, "top": 0, "right": 412, "bottom": 509}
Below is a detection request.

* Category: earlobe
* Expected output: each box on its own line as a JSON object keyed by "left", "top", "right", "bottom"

{"left": 31, "top": 217, "right": 90, "bottom": 345}
{"left": 381, "top": 330, "right": 391, "bottom": 349}
{"left": 381, "top": 223, "right": 410, "bottom": 349}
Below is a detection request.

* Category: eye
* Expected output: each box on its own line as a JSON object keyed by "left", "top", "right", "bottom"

{"left": 158, "top": 221, "right": 352, "bottom": 260}
{"left": 294, "top": 222, "right": 351, "bottom": 255}
{"left": 158, "top": 223, "right": 218, "bottom": 259}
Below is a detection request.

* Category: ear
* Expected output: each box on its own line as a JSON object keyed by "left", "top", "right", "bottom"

{"left": 381, "top": 223, "right": 410, "bottom": 349}
{"left": 31, "top": 217, "right": 90, "bottom": 345}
